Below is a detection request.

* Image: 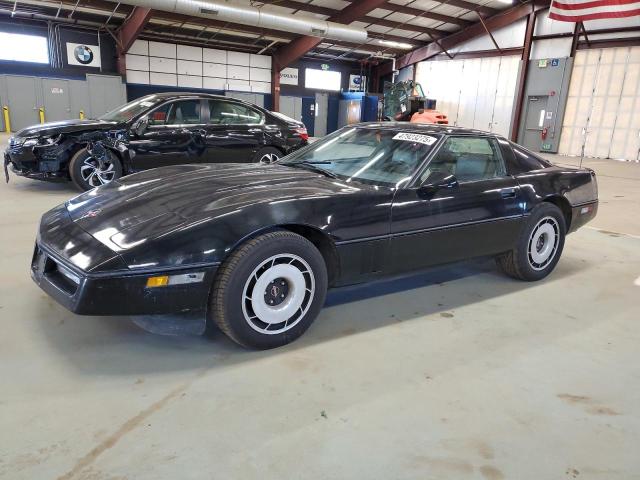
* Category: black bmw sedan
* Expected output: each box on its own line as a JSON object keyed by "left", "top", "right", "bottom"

{"left": 4, "top": 92, "right": 308, "bottom": 190}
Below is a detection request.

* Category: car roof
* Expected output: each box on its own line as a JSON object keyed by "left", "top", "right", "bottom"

{"left": 142, "top": 92, "right": 265, "bottom": 109}
{"left": 350, "top": 122, "right": 503, "bottom": 137}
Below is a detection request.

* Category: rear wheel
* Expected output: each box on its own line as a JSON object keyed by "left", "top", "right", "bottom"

{"left": 69, "top": 146, "right": 122, "bottom": 191}
{"left": 208, "top": 231, "right": 328, "bottom": 349}
{"left": 496, "top": 203, "right": 566, "bottom": 281}
{"left": 254, "top": 146, "right": 282, "bottom": 164}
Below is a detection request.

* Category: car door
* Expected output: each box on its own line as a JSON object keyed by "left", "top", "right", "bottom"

{"left": 388, "top": 135, "right": 524, "bottom": 273}
{"left": 127, "top": 98, "right": 207, "bottom": 171}
{"left": 201, "top": 99, "right": 264, "bottom": 163}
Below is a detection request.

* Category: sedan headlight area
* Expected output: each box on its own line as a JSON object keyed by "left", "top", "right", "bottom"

{"left": 23, "top": 135, "right": 62, "bottom": 148}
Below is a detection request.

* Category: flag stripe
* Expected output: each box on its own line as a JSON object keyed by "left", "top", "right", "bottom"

{"left": 549, "top": 7, "right": 640, "bottom": 20}
{"left": 552, "top": 0, "right": 639, "bottom": 9}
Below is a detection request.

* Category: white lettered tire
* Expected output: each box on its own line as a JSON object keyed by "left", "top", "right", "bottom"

{"left": 208, "top": 231, "right": 328, "bottom": 349}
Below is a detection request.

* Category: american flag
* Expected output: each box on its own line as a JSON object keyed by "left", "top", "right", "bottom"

{"left": 549, "top": 0, "right": 640, "bottom": 21}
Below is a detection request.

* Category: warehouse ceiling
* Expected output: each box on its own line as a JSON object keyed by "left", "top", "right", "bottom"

{"left": 0, "top": 0, "right": 518, "bottom": 62}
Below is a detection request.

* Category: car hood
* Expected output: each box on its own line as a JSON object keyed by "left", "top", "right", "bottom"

{"left": 66, "top": 163, "right": 352, "bottom": 253}
{"left": 15, "top": 119, "right": 122, "bottom": 137}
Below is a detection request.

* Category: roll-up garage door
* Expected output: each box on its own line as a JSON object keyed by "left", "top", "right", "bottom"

{"left": 559, "top": 47, "right": 640, "bottom": 161}
{"left": 415, "top": 55, "right": 519, "bottom": 138}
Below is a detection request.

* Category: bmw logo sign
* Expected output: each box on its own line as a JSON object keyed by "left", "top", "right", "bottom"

{"left": 74, "top": 45, "right": 94, "bottom": 65}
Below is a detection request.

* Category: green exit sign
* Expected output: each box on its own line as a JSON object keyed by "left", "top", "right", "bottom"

{"left": 542, "top": 143, "right": 552, "bottom": 150}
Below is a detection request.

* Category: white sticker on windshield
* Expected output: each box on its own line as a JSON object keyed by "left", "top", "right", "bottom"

{"left": 393, "top": 132, "right": 438, "bottom": 146}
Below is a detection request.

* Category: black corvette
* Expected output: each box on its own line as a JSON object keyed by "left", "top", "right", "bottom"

{"left": 4, "top": 92, "right": 307, "bottom": 190}
{"left": 32, "top": 123, "right": 598, "bottom": 349}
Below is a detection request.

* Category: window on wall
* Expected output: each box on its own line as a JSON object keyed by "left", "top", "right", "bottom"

{"left": 305, "top": 68, "right": 341, "bottom": 91}
{"left": 0, "top": 32, "right": 49, "bottom": 64}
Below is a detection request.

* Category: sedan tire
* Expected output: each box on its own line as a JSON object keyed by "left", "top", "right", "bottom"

{"left": 69, "top": 147, "right": 123, "bottom": 191}
{"left": 496, "top": 203, "right": 566, "bottom": 281}
{"left": 208, "top": 230, "right": 328, "bottom": 349}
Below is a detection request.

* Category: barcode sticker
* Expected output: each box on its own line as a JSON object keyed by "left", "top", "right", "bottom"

{"left": 392, "top": 132, "right": 438, "bottom": 146}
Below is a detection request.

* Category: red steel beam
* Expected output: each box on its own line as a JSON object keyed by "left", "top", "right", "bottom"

{"left": 273, "top": 0, "right": 392, "bottom": 70}
{"left": 510, "top": 11, "right": 536, "bottom": 141}
{"left": 116, "top": 6, "right": 152, "bottom": 74}
{"left": 392, "top": 0, "right": 550, "bottom": 70}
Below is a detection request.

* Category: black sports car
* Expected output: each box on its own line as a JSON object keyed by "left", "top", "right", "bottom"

{"left": 31, "top": 123, "right": 598, "bottom": 349}
{"left": 5, "top": 92, "right": 307, "bottom": 190}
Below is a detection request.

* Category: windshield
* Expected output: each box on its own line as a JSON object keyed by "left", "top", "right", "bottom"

{"left": 99, "top": 95, "right": 164, "bottom": 122}
{"left": 281, "top": 127, "right": 439, "bottom": 187}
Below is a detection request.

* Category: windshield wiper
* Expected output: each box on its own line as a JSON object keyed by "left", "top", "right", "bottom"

{"left": 286, "top": 161, "right": 337, "bottom": 179}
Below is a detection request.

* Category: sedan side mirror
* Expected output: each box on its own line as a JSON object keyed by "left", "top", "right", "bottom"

{"left": 133, "top": 117, "right": 149, "bottom": 136}
{"left": 419, "top": 171, "right": 458, "bottom": 196}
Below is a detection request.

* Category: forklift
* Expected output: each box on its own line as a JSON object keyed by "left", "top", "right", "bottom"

{"left": 382, "top": 80, "right": 448, "bottom": 125}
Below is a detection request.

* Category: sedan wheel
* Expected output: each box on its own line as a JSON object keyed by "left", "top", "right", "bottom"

{"left": 80, "top": 156, "right": 117, "bottom": 187}
{"left": 254, "top": 147, "right": 283, "bottom": 164}
{"left": 259, "top": 152, "right": 280, "bottom": 164}
{"left": 208, "top": 231, "right": 328, "bottom": 349}
{"left": 69, "top": 147, "right": 123, "bottom": 191}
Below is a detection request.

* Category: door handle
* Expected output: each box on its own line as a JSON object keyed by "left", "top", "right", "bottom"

{"left": 501, "top": 188, "right": 517, "bottom": 198}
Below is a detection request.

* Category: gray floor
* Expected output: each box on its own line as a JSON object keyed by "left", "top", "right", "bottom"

{"left": 1, "top": 134, "right": 639, "bottom": 480}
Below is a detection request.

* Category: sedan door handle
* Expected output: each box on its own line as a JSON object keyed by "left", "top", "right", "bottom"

{"left": 501, "top": 188, "right": 517, "bottom": 199}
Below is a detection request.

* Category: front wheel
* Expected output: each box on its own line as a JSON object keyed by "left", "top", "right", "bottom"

{"left": 69, "top": 146, "right": 122, "bottom": 191}
{"left": 496, "top": 203, "right": 566, "bottom": 281}
{"left": 208, "top": 231, "right": 328, "bottom": 349}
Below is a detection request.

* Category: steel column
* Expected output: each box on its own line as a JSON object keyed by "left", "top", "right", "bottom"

{"left": 116, "top": 6, "right": 152, "bottom": 74}
{"left": 510, "top": 11, "right": 536, "bottom": 142}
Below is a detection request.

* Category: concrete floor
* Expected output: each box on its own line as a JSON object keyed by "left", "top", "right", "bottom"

{"left": 1, "top": 134, "right": 639, "bottom": 480}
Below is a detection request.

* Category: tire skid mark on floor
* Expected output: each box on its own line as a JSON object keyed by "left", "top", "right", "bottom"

{"left": 55, "top": 367, "right": 212, "bottom": 480}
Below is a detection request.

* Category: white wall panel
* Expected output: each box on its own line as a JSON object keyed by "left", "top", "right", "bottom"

{"left": 203, "top": 77, "right": 226, "bottom": 90}
{"left": 416, "top": 55, "right": 518, "bottom": 135}
{"left": 177, "top": 45, "right": 202, "bottom": 61}
{"left": 251, "top": 82, "right": 271, "bottom": 93}
{"left": 227, "top": 80, "right": 251, "bottom": 92}
{"left": 150, "top": 72, "right": 177, "bottom": 86}
{"left": 559, "top": 46, "right": 640, "bottom": 161}
{"left": 178, "top": 75, "right": 203, "bottom": 88}
{"left": 126, "top": 42, "right": 271, "bottom": 95}
{"left": 129, "top": 40, "right": 149, "bottom": 56}
{"left": 203, "top": 48, "right": 226, "bottom": 63}
{"left": 250, "top": 54, "right": 271, "bottom": 69}
{"left": 126, "top": 70, "right": 149, "bottom": 84}
{"left": 250, "top": 67, "right": 271, "bottom": 83}
{"left": 125, "top": 54, "right": 149, "bottom": 71}
{"left": 203, "top": 63, "right": 227, "bottom": 78}
{"left": 228, "top": 51, "right": 250, "bottom": 66}
{"left": 228, "top": 65, "right": 250, "bottom": 81}
{"left": 149, "top": 41, "right": 176, "bottom": 58}
{"left": 177, "top": 60, "right": 203, "bottom": 76}
{"left": 149, "top": 57, "right": 176, "bottom": 74}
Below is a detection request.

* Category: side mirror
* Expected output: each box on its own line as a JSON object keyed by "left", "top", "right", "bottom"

{"left": 419, "top": 172, "right": 458, "bottom": 196}
{"left": 132, "top": 117, "right": 149, "bottom": 136}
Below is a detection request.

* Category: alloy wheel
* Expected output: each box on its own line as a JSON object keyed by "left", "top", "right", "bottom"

{"left": 241, "top": 253, "right": 315, "bottom": 335}
{"left": 527, "top": 216, "right": 560, "bottom": 271}
{"left": 259, "top": 152, "right": 280, "bottom": 164}
{"left": 80, "top": 156, "right": 116, "bottom": 187}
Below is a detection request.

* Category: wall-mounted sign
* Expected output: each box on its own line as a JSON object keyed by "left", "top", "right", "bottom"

{"left": 66, "top": 43, "right": 101, "bottom": 68}
{"left": 349, "top": 74, "right": 366, "bottom": 92}
{"left": 280, "top": 67, "right": 299, "bottom": 85}
{"left": 51, "top": 87, "right": 64, "bottom": 94}
{"left": 538, "top": 59, "right": 548, "bottom": 68}
{"left": 321, "top": 63, "right": 330, "bottom": 71}
{"left": 551, "top": 58, "right": 559, "bottom": 67}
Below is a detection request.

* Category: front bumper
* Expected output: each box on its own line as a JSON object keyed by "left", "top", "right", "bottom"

{"left": 31, "top": 243, "right": 218, "bottom": 316}
{"left": 4, "top": 143, "right": 69, "bottom": 183}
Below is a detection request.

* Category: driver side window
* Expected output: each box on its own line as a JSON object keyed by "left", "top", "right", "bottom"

{"left": 147, "top": 100, "right": 202, "bottom": 126}
{"left": 208, "top": 100, "right": 262, "bottom": 125}
{"left": 420, "top": 136, "right": 506, "bottom": 184}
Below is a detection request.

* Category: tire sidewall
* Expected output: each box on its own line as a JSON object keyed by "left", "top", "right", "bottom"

{"left": 69, "top": 147, "right": 123, "bottom": 191}
{"left": 218, "top": 234, "right": 327, "bottom": 349}
{"left": 516, "top": 203, "right": 566, "bottom": 280}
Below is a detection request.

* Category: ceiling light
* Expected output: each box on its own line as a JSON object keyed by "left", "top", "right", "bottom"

{"left": 378, "top": 39, "right": 414, "bottom": 49}
{"left": 494, "top": 0, "right": 513, "bottom": 3}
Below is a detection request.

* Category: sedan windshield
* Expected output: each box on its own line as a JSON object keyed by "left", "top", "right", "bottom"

{"left": 281, "top": 127, "right": 439, "bottom": 187}
{"left": 99, "top": 95, "right": 164, "bottom": 123}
